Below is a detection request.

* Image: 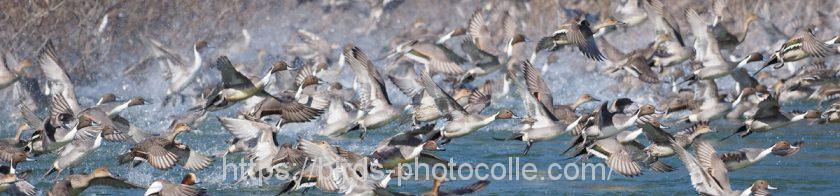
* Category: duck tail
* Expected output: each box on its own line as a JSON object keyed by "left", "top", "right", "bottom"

{"left": 492, "top": 132, "right": 524, "bottom": 141}
{"left": 42, "top": 167, "right": 56, "bottom": 178}
{"left": 721, "top": 124, "right": 747, "bottom": 141}
{"left": 277, "top": 180, "right": 296, "bottom": 195}
{"left": 753, "top": 55, "right": 779, "bottom": 76}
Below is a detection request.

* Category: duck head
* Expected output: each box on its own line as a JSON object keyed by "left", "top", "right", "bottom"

{"left": 495, "top": 109, "right": 519, "bottom": 119}
{"left": 736, "top": 52, "right": 764, "bottom": 68}
{"left": 750, "top": 180, "right": 777, "bottom": 192}
{"left": 422, "top": 141, "right": 443, "bottom": 151}
{"left": 127, "top": 97, "right": 146, "bottom": 107}
{"left": 194, "top": 40, "right": 209, "bottom": 53}
{"left": 732, "top": 87, "right": 755, "bottom": 107}
{"left": 181, "top": 173, "right": 199, "bottom": 185}
{"left": 98, "top": 93, "right": 117, "bottom": 105}
{"left": 635, "top": 104, "right": 658, "bottom": 116}
{"left": 172, "top": 122, "right": 192, "bottom": 133}
{"left": 770, "top": 140, "right": 803, "bottom": 156}
{"left": 271, "top": 61, "right": 290, "bottom": 74}
{"left": 91, "top": 167, "right": 114, "bottom": 178}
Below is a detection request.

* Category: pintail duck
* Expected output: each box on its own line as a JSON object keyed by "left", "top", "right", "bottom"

{"left": 204, "top": 56, "right": 284, "bottom": 111}
{"left": 819, "top": 102, "right": 840, "bottom": 124}
{"left": 345, "top": 46, "right": 403, "bottom": 139}
{"left": 724, "top": 94, "right": 821, "bottom": 139}
{"left": 600, "top": 35, "right": 666, "bottom": 84}
{"left": 590, "top": 102, "right": 659, "bottom": 140}
{"left": 643, "top": 0, "right": 686, "bottom": 47}
{"left": 390, "top": 63, "right": 447, "bottom": 126}
{"left": 641, "top": 121, "right": 714, "bottom": 158}
{"left": 217, "top": 117, "right": 306, "bottom": 180}
{"left": 144, "top": 173, "right": 206, "bottom": 196}
{"left": 494, "top": 61, "right": 566, "bottom": 155}
{"left": 22, "top": 94, "right": 116, "bottom": 155}
{"left": 245, "top": 91, "right": 323, "bottom": 128}
{"left": 279, "top": 139, "right": 383, "bottom": 195}
{"left": 117, "top": 123, "right": 213, "bottom": 170}
{"left": 0, "top": 54, "right": 32, "bottom": 90}
{"left": 720, "top": 140, "right": 802, "bottom": 171}
{"left": 0, "top": 164, "right": 36, "bottom": 195}
{"left": 711, "top": 8, "right": 757, "bottom": 51}
{"left": 755, "top": 29, "right": 837, "bottom": 75}
{"left": 553, "top": 94, "right": 600, "bottom": 124}
{"left": 586, "top": 134, "right": 675, "bottom": 177}
{"left": 418, "top": 69, "right": 517, "bottom": 145}
{"left": 44, "top": 125, "right": 103, "bottom": 177}
{"left": 616, "top": 0, "right": 648, "bottom": 27}
{"left": 384, "top": 39, "right": 467, "bottom": 77}
{"left": 686, "top": 79, "right": 731, "bottom": 123}
{"left": 683, "top": 9, "right": 764, "bottom": 81}
{"left": 0, "top": 123, "right": 31, "bottom": 165}
{"left": 725, "top": 87, "right": 761, "bottom": 120}
{"left": 534, "top": 17, "right": 606, "bottom": 61}
{"left": 48, "top": 167, "right": 141, "bottom": 196}
{"left": 39, "top": 41, "right": 81, "bottom": 113}
{"left": 369, "top": 124, "right": 443, "bottom": 170}
{"left": 317, "top": 84, "right": 365, "bottom": 137}
{"left": 131, "top": 39, "right": 208, "bottom": 106}
{"left": 672, "top": 140, "right": 777, "bottom": 195}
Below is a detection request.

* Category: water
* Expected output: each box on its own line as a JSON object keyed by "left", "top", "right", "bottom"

{"left": 2, "top": 0, "right": 840, "bottom": 195}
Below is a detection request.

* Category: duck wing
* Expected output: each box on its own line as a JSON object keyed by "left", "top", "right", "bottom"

{"left": 440, "top": 180, "right": 490, "bottom": 196}
{"left": 39, "top": 41, "right": 80, "bottom": 113}
{"left": 215, "top": 56, "right": 253, "bottom": 89}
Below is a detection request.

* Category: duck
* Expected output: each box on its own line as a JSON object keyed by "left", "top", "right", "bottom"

{"left": 134, "top": 39, "right": 209, "bottom": 106}
{"left": 686, "top": 79, "right": 731, "bottom": 123}
{"left": 390, "top": 63, "right": 447, "bottom": 127}
{"left": 0, "top": 123, "right": 31, "bottom": 165}
{"left": 553, "top": 94, "right": 600, "bottom": 124}
{"left": 417, "top": 68, "right": 517, "bottom": 145}
{"left": 724, "top": 94, "right": 821, "bottom": 139}
{"left": 317, "top": 84, "right": 365, "bottom": 137}
{"left": 711, "top": 10, "right": 757, "bottom": 51}
{"left": 755, "top": 29, "right": 837, "bottom": 74}
{"left": 48, "top": 167, "right": 141, "bottom": 196}
{"left": 600, "top": 35, "right": 666, "bottom": 84}
{"left": 641, "top": 121, "right": 714, "bottom": 158}
{"left": 384, "top": 39, "right": 467, "bottom": 77}
{"left": 39, "top": 41, "right": 81, "bottom": 113}
{"left": 725, "top": 87, "right": 760, "bottom": 120}
{"left": 643, "top": 0, "right": 685, "bottom": 47}
{"left": 43, "top": 124, "right": 103, "bottom": 177}
{"left": 615, "top": 0, "right": 648, "bottom": 27}
{"left": 494, "top": 61, "right": 565, "bottom": 155}
{"left": 0, "top": 54, "right": 31, "bottom": 90}
{"left": 344, "top": 46, "right": 403, "bottom": 139}
{"left": 720, "top": 140, "right": 803, "bottom": 171}
{"left": 203, "top": 56, "right": 284, "bottom": 111}
{"left": 244, "top": 91, "right": 323, "bottom": 128}
{"left": 117, "top": 122, "right": 213, "bottom": 170}
{"left": 279, "top": 139, "right": 382, "bottom": 195}
{"left": 144, "top": 173, "right": 206, "bottom": 196}
{"left": 533, "top": 17, "right": 606, "bottom": 61}
{"left": 587, "top": 135, "right": 675, "bottom": 177}
{"left": 672, "top": 140, "right": 778, "bottom": 195}
{"left": 217, "top": 117, "right": 303, "bottom": 180}
{"left": 683, "top": 9, "right": 764, "bottom": 82}
{"left": 23, "top": 94, "right": 115, "bottom": 155}
{"left": 0, "top": 164, "right": 36, "bottom": 196}
{"left": 369, "top": 124, "right": 444, "bottom": 170}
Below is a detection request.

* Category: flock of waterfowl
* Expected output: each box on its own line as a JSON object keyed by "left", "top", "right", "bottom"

{"left": 0, "top": 0, "right": 839, "bottom": 195}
